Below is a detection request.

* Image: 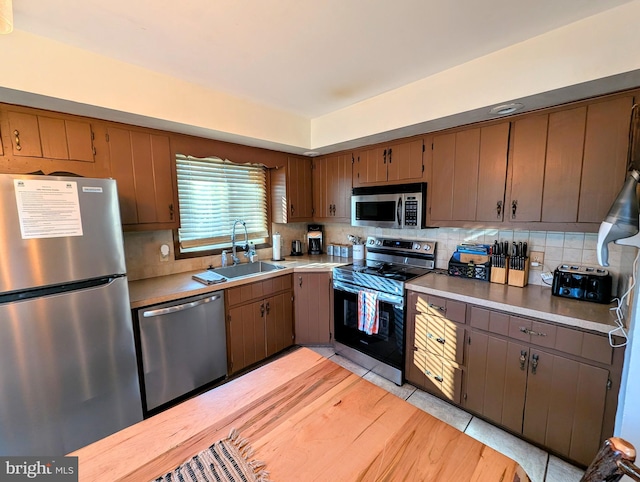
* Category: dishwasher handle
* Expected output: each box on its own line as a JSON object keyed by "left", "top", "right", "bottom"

{"left": 142, "top": 294, "right": 221, "bottom": 317}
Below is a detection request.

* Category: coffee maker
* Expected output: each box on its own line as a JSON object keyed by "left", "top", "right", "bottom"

{"left": 307, "top": 224, "right": 323, "bottom": 255}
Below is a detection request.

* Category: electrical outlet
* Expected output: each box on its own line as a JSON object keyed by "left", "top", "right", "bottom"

{"left": 541, "top": 271, "right": 553, "bottom": 284}
{"left": 529, "top": 251, "right": 544, "bottom": 269}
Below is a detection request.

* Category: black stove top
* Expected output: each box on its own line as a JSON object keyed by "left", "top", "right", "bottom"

{"left": 340, "top": 260, "right": 431, "bottom": 282}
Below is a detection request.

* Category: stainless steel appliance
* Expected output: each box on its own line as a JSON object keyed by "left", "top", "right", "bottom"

{"left": 135, "top": 291, "right": 227, "bottom": 413}
{"left": 291, "top": 239, "right": 303, "bottom": 256}
{"left": 0, "top": 173, "right": 143, "bottom": 456}
{"left": 307, "top": 224, "right": 323, "bottom": 254}
{"left": 551, "top": 265, "right": 612, "bottom": 304}
{"left": 351, "top": 183, "right": 427, "bottom": 229}
{"left": 333, "top": 236, "right": 437, "bottom": 385}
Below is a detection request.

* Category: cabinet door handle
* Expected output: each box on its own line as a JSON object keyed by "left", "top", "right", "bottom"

{"left": 383, "top": 149, "right": 387, "bottom": 164}
{"left": 434, "top": 375, "right": 444, "bottom": 383}
{"left": 169, "top": 203, "right": 174, "bottom": 220}
{"left": 428, "top": 303, "right": 446, "bottom": 313}
{"left": 13, "top": 130, "right": 22, "bottom": 151}
{"left": 519, "top": 350, "right": 528, "bottom": 370}
{"left": 436, "top": 337, "right": 446, "bottom": 345}
{"left": 298, "top": 275, "right": 303, "bottom": 287}
{"left": 511, "top": 200, "right": 518, "bottom": 219}
{"left": 260, "top": 303, "right": 265, "bottom": 317}
{"left": 496, "top": 201, "right": 502, "bottom": 218}
{"left": 265, "top": 302, "right": 270, "bottom": 314}
{"left": 388, "top": 147, "right": 392, "bottom": 164}
{"left": 531, "top": 354, "right": 539, "bottom": 374}
{"left": 290, "top": 204, "right": 295, "bottom": 215}
{"left": 519, "top": 327, "right": 547, "bottom": 337}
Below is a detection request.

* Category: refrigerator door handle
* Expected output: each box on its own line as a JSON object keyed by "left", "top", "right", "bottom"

{"left": 142, "top": 294, "right": 221, "bottom": 317}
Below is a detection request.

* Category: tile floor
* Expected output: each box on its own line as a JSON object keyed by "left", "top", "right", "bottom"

{"left": 308, "top": 346, "right": 586, "bottom": 482}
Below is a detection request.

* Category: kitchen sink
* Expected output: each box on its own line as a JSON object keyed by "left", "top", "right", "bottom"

{"left": 211, "top": 261, "right": 285, "bottom": 279}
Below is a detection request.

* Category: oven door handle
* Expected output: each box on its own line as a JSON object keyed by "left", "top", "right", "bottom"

{"left": 333, "top": 280, "right": 405, "bottom": 307}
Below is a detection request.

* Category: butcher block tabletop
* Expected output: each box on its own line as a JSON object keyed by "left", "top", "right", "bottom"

{"left": 71, "top": 348, "right": 530, "bottom": 481}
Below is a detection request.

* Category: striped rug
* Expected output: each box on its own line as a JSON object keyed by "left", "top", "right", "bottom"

{"left": 152, "top": 429, "right": 270, "bottom": 482}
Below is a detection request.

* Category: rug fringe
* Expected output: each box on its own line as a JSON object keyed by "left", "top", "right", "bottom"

{"left": 227, "top": 428, "right": 271, "bottom": 482}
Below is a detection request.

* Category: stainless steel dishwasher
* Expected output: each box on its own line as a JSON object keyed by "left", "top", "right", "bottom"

{"left": 136, "top": 291, "right": 227, "bottom": 413}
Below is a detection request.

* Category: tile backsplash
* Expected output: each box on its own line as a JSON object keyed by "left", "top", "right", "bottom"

{"left": 124, "top": 223, "right": 635, "bottom": 298}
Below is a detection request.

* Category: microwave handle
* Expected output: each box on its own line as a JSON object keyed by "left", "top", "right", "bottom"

{"left": 397, "top": 197, "right": 403, "bottom": 227}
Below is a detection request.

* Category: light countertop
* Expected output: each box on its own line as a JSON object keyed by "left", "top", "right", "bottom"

{"left": 406, "top": 273, "right": 621, "bottom": 335}
{"left": 129, "top": 257, "right": 622, "bottom": 335}
{"left": 128, "top": 254, "right": 349, "bottom": 309}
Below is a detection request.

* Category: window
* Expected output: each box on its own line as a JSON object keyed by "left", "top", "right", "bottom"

{"left": 176, "top": 154, "right": 269, "bottom": 254}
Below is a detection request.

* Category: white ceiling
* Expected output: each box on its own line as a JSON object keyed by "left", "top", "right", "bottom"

{"left": 13, "top": 0, "right": 636, "bottom": 121}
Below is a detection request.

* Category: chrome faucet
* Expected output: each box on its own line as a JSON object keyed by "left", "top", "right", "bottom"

{"left": 231, "top": 219, "right": 249, "bottom": 266}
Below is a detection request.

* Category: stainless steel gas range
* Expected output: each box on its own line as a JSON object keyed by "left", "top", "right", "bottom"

{"left": 332, "top": 236, "right": 438, "bottom": 385}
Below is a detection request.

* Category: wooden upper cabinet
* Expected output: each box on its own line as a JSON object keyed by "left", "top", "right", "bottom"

{"left": 7, "top": 111, "right": 95, "bottom": 162}
{"left": 431, "top": 123, "right": 508, "bottom": 223}
{"left": 287, "top": 156, "right": 313, "bottom": 220}
{"left": 312, "top": 153, "right": 351, "bottom": 222}
{"left": 540, "top": 107, "right": 587, "bottom": 223}
{"left": 578, "top": 96, "right": 633, "bottom": 223}
{"left": 508, "top": 114, "right": 548, "bottom": 223}
{"left": 509, "top": 95, "right": 632, "bottom": 225}
{"left": 387, "top": 139, "right": 424, "bottom": 182}
{"left": 431, "top": 132, "right": 456, "bottom": 222}
{"left": 7, "top": 111, "right": 42, "bottom": 158}
{"left": 271, "top": 156, "right": 313, "bottom": 223}
{"left": 476, "top": 123, "right": 510, "bottom": 222}
{"left": 353, "top": 139, "right": 423, "bottom": 186}
{"left": 107, "top": 127, "right": 176, "bottom": 228}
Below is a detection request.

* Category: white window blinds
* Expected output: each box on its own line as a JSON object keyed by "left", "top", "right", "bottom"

{"left": 176, "top": 154, "right": 268, "bottom": 252}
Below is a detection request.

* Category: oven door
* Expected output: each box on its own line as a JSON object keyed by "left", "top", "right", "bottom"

{"left": 333, "top": 280, "right": 405, "bottom": 370}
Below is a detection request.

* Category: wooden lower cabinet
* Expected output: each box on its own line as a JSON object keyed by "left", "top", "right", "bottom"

{"left": 406, "top": 291, "right": 623, "bottom": 467}
{"left": 293, "top": 272, "right": 332, "bottom": 345}
{"left": 225, "top": 275, "right": 293, "bottom": 374}
{"left": 465, "top": 305, "right": 621, "bottom": 467}
{"left": 466, "top": 328, "right": 610, "bottom": 466}
{"left": 265, "top": 291, "right": 294, "bottom": 357}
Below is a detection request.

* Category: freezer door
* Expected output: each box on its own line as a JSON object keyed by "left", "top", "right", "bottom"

{"left": 0, "top": 174, "right": 127, "bottom": 293}
{"left": 0, "top": 276, "right": 143, "bottom": 455}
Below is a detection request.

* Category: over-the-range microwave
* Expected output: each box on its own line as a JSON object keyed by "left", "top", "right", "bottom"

{"left": 351, "top": 182, "right": 427, "bottom": 229}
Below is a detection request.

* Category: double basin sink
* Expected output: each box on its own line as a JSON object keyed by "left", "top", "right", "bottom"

{"left": 210, "top": 261, "right": 286, "bottom": 280}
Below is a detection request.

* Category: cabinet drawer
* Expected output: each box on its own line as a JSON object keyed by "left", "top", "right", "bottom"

{"left": 509, "top": 317, "right": 557, "bottom": 348}
{"left": 227, "top": 274, "right": 292, "bottom": 307}
{"left": 469, "top": 306, "right": 509, "bottom": 335}
{"left": 413, "top": 293, "right": 466, "bottom": 324}
{"left": 415, "top": 310, "right": 465, "bottom": 364}
{"left": 410, "top": 349, "right": 463, "bottom": 404}
{"left": 555, "top": 327, "right": 613, "bottom": 365}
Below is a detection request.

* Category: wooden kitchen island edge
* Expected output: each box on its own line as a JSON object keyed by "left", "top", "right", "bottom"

{"left": 71, "top": 348, "right": 530, "bottom": 482}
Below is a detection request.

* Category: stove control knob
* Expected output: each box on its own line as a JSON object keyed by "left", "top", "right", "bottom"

{"left": 413, "top": 243, "right": 421, "bottom": 250}
{"left": 369, "top": 239, "right": 375, "bottom": 245}
{"left": 424, "top": 245, "right": 431, "bottom": 251}
{"left": 376, "top": 240, "right": 382, "bottom": 246}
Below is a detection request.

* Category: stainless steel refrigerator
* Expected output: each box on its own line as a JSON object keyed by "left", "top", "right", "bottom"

{"left": 0, "top": 173, "right": 143, "bottom": 455}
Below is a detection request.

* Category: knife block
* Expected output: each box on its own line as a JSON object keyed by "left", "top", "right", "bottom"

{"left": 507, "top": 260, "right": 529, "bottom": 288}
{"left": 490, "top": 264, "right": 508, "bottom": 284}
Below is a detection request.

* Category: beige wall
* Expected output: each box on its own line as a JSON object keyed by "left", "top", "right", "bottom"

{"left": 3, "top": 2, "right": 640, "bottom": 152}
